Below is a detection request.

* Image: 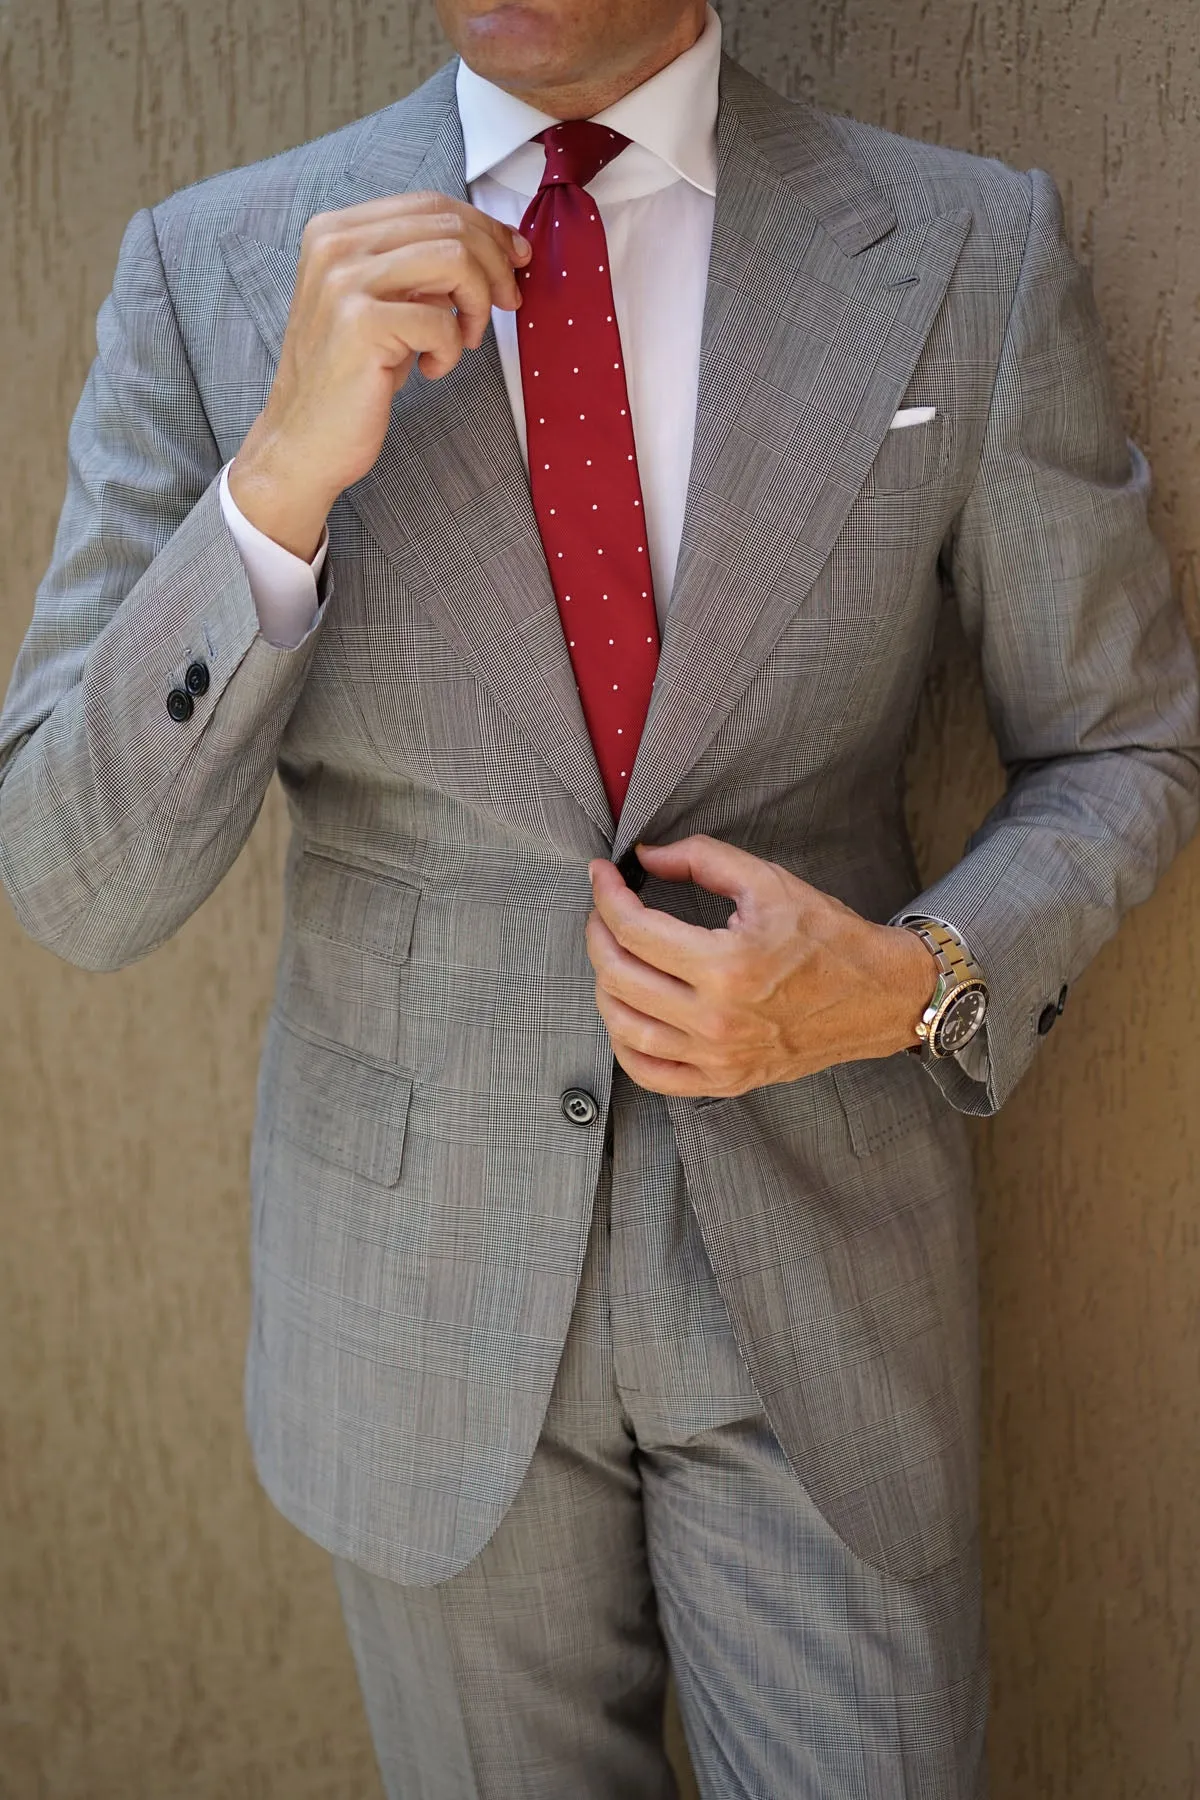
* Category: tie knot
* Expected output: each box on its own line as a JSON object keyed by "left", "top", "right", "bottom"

{"left": 536, "top": 121, "right": 630, "bottom": 192}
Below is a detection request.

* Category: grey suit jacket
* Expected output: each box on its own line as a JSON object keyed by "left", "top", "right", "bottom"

{"left": 2, "top": 56, "right": 1197, "bottom": 1585}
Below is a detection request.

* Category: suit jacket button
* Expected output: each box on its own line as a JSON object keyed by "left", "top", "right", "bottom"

{"left": 561, "top": 1088, "right": 599, "bottom": 1126}
{"left": 1037, "top": 1002, "right": 1058, "bottom": 1036}
{"left": 166, "top": 689, "right": 194, "bottom": 723}
{"left": 184, "top": 660, "right": 210, "bottom": 697}
{"left": 616, "top": 847, "right": 646, "bottom": 893}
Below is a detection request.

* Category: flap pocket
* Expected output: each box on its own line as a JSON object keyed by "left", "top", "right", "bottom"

{"left": 273, "top": 1023, "right": 412, "bottom": 1187}
{"left": 831, "top": 1054, "right": 936, "bottom": 1157}
{"left": 291, "top": 851, "right": 419, "bottom": 961}
{"left": 862, "top": 412, "right": 946, "bottom": 496}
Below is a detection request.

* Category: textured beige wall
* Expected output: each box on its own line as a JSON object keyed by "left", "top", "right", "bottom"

{"left": 1, "top": 2, "right": 1198, "bottom": 1795}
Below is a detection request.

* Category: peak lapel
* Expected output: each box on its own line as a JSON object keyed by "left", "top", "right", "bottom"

{"left": 219, "top": 62, "right": 613, "bottom": 842}
{"left": 613, "top": 62, "right": 971, "bottom": 857}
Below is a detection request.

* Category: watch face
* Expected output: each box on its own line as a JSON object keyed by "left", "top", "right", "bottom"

{"left": 935, "top": 986, "right": 988, "bottom": 1055}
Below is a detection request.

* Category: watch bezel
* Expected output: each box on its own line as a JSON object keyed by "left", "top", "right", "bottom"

{"left": 927, "top": 979, "right": 989, "bottom": 1059}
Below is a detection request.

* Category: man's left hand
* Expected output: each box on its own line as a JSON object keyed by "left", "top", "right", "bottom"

{"left": 586, "top": 835, "right": 938, "bottom": 1098}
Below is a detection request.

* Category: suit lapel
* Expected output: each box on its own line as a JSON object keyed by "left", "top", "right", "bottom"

{"left": 219, "top": 58, "right": 972, "bottom": 855}
{"left": 220, "top": 63, "right": 614, "bottom": 840}
{"left": 613, "top": 62, "right": 971, "bottom": 856}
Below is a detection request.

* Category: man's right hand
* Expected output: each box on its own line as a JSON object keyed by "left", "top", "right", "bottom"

{"left": 227, "top": 193, "right": 532, "bottom": 561}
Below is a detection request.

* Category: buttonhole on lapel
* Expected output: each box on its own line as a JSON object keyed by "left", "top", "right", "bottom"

{"left": 890, "top": 273, "right": 921, "bottom": 287}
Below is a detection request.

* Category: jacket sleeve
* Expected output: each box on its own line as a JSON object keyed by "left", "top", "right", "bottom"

{"left": 0, "top": 205, "right": 330, "bottom": 972}
{"left": 899, "top": 169, "right": 1200, "bottom": 1116}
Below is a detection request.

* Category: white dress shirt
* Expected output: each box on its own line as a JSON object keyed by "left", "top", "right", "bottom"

{"left": 219, "top": 6, "right": 722, "bottom": 649}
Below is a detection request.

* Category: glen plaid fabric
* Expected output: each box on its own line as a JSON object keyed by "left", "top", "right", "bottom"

{"left": 518, "top": 122, "right": 659, "bottom": 819}
{"left": 1, "top": 56, "right": 1198, "bottom": 1596}
{"left": 332, "top": 1166, "right": 987, "bottom": 1799}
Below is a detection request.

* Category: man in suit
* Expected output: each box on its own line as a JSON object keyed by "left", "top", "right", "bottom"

{"left": 2, "top": 0, "right": 1197, "bottom": 1792}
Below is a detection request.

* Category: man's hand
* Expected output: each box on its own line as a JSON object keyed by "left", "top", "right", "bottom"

{"left": 585, "top": 835, "right": 939, "bottom": 1098}
{"left": 228, "top": 194, "right": 532, "bottom": 559}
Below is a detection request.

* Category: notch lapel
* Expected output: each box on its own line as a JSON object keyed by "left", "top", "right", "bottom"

{"left": 220, "top": 64, "right": 613, "bottom": 841}
{"left": 613, "top": 63, "right": 972, "bottom": 857}
{"left": 219, "top": 58, "right": 972, "bottom": 857}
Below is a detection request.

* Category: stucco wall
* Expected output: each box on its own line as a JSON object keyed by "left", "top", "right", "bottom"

{"left": 1, "top": 2, "right": 1197, "bottom": 1794}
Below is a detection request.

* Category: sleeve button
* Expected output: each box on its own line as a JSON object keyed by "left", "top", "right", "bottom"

{"left": 166, "top": 689, "right": 195, "bottom": 723}
{"left": 184, "top": 660, "right": 210, "bottom": 697}
{"left": 1037, "top": 1002, "right": 1058, "bottom": 1037}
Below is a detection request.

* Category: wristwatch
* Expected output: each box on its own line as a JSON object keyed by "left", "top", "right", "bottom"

{"left": 901, "top": 917, "right": 989, "bottom": 1060}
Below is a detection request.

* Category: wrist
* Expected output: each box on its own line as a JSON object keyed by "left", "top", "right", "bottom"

{"left": 872, "top": 923, "right": 941, "bottom": 1056}
{"left": 228, "top": 423, "right": 336, "bottom": 562}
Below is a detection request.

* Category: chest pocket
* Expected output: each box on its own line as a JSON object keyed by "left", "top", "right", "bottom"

{"left": 279, "top": 851, "right": 423, "bottom": 1068}
{"left": 861, "top": 413, "right": 946, "bottom": 497}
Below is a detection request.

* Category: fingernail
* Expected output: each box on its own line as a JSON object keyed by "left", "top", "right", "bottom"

{"left": 513, "top": 233, "right": 532, "bottom": 259}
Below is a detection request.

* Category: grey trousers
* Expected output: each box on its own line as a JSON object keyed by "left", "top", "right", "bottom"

{"left": 332, "top": 1151, "right": 988, "bottom": 1799}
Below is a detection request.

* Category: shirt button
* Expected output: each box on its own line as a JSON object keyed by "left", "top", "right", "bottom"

{"left": 166, "top": 689, "right": 195, "bottom": 723}
{"left": 184, "top": 660, "right": 210, "bottom": 697}
{"left": 561, "top": 1088, "right": 599, "bottom": 1127}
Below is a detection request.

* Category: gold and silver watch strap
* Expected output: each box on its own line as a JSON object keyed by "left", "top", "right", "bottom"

{"left": 905, "top": 918, "right": 985, "bottom": 987}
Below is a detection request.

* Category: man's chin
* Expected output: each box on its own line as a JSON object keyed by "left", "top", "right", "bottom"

{"left": 460, "top": 6, "right": 562, "bottom": 55}
{"left": 457, "top": 6, "right": 584, "bottom": 88}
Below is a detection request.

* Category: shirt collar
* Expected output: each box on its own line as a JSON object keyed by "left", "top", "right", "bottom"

{"left": 455, "top": 4, "right": 720, "bottom": 199}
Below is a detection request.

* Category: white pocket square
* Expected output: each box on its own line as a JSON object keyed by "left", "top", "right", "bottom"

{"left": 889, "top": 405, "right": 938, "bottom": 429}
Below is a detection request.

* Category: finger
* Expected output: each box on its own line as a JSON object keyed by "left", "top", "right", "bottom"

{"left": 586, "top": 910, "right": 698, "bottom": 1030}
{"left": 609, "top": 1042, "right": 717, "bottom": 1099}
{"left": 361, "top": 239, "right": 500, "bottom": 349}
{"left": 355, "top": 215, "right": 527, "bottom": 317}
{"left": 588, "top": 858, "right": 727, "bottom": 984}
{"left": 309, "top": 193, "right": 531, "bottom": 270}
{"left": 304, "top": 216, "right": 526, "bottom": 345}
{"left": 633, "top": 835, "right": 788, "bottom": 919}
{"left": 389, "top": 192, "right": 534, "bottom": 268}
{"left": 595, "top": 987, "right": 695, "bottom": 1063}
{"left": 360, "top": 296, "right": 465, "bottom": 378}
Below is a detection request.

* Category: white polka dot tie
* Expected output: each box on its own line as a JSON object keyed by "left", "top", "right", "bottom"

{"left": 517, "top": 122, "right": 659, "bottom": 819}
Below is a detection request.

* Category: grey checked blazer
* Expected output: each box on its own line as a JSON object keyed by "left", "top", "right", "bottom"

{"left": 2, "top": 56, "right": 1198, "bottom": 1586}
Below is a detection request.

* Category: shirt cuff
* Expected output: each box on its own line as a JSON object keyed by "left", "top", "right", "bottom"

{"left": 219, "top": 460, "right": 329, "bottom": 649}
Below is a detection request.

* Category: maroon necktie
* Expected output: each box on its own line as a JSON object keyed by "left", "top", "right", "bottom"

{"left": 517, "top": 123, "right": 660, "bottom": 819}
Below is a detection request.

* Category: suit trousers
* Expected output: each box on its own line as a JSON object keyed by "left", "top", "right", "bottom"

{"left": 331, "top": 1127, "right": 989, "bottom": 1800}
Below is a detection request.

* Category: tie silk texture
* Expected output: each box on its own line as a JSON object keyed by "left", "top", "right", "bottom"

{"left": 517, "top": 123, "right": 660, "bottom": 820}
